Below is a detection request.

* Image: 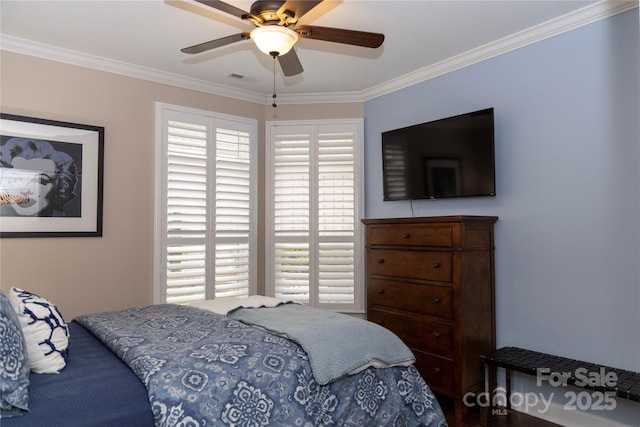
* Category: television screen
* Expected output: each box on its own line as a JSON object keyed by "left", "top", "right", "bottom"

{"left": 382, "top": 108, "right": 495, "bottom": 201}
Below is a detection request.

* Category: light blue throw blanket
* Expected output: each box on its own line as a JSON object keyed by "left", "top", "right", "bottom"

{"left": 229, "top": 303, "right": 415, "bottom": 385}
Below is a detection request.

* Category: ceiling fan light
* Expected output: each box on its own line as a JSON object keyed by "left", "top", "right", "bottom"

{"left": 250, "top": 25, "right": 298, "bottom": 56}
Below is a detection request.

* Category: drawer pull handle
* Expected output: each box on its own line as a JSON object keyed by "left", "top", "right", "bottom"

{"left": 433, "top": 332, "right": 441, "bottom": 338}
{"left": 402, "top": 233, "right": 410, "bottom": 239}
{"left": 377, "top": 289, "right": 385, "bottom": 295}
{"left": 376, "top": 320, "right": 385, "bottom": 326}
{"left": 377, "top": 258, "right": 385, "bottom": 264}
{"left": 432, "top": 262, "right": 441, "bottom": 268}
{"left": 434, "top": 368, "right": 441, "bottom": 375}
{"left": 432, "top": 298, "right": 441, "bottom": 304}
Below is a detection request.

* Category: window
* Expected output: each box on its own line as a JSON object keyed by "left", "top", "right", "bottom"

{"left": 154, "top": 103, "right": 257, "bottom": 304}
{"left": 265, "top": 120, "right": 364, "bottom": 312}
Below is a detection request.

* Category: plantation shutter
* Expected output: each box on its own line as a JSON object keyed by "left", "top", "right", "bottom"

{"left": 214, "top": 126, "right": 253, "bottom": 299}
{"left": 273, "top": 129, "right": 311, "bottom": 302}
{"left": 165, "top": 118, "right": 208, "bottom": 303}
{"left": 318, "top": 131, "right": 356, "bottom": 304}
{"left": 266, "top": 120, "right": 364, "bottom": 312}
{"left": 155, "top": 104, "right": 257, "bottom": 304}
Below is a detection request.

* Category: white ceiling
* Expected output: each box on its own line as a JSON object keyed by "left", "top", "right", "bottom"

{"left": 1, "top": 1, "right": 636, "bottom": 104}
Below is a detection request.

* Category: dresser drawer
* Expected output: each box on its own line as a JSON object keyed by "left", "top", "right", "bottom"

{"left": 367, "top": 223, "right": 453, "bottom": 247}
{"left": 413, "top": 350, "right": 455, "bottom": 394}
{"left": 368, "top": 308, "right": 454, "bottom": 355}
{"left": 368, "top": 279, "right": 453, "bottom": 318}
{"left": 367, "top": 249, "right": 452, "bottom": 282}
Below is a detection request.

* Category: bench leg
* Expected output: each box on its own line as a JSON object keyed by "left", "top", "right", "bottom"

{"left": 481, "top": 362, "right": 497, "bottom": 426}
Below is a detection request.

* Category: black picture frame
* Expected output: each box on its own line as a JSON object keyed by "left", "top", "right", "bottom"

{"left": 0, "top": 114, "right": 104, "bottom": 237}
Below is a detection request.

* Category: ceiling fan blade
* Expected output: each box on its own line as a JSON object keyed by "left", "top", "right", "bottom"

{"left": 278, "top": 49, "right": 304, "bottom": 76}
{"left": 181, "top": 33, "right": 250, "bottom": 54}
{"left": 277, "top": 0, "right": 323, "bottom": 23}
{"left": 193, "top": 0, "right": 249, "bottom": 19}
{"left": 296, "top": 25, "right": 384, "bottom": 48}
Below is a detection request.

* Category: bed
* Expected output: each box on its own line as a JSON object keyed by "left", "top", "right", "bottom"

{"left": 2, "top": 321, "right": 155, "bottom": 427}
{"left": 2, "top": 292, "right": 448, "bottom": 426}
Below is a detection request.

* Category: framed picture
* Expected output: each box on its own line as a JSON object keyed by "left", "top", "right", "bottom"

{"left": 0, "top": 114, "right": 104, "bottom": 237}
{"left": 425, "top": 158, "right": 462, "bottom": 197}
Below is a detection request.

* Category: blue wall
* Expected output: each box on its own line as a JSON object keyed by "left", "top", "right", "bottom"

{"left": 364, "top": 8, "right": 639, "bottom": 423}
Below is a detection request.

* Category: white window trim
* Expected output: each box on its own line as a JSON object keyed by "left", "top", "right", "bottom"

{"left": 264, "top": 118, "right": 365, "bottom": 313}
{"left": 153, "top": 102, "right": 258, "bottom": 304}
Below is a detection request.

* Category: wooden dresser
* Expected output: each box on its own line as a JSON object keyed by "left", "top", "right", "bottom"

{"left": 362, "top": 216, "right": 497, "bottom": 420}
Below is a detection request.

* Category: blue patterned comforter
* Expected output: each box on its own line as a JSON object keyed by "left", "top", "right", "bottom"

{"left": 75, "top": 304, "right": 447, "bottom": 427}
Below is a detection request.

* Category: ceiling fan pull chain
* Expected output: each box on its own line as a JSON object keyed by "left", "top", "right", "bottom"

{"left": 272, "top": 54, "right": 277, "bottom": 108}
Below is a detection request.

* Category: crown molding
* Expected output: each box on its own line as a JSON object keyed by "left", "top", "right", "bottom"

{"left": 0, "top": 35, "right": 267, "bottom": 105}
{"left": 1, "top": 0, "right": 636, "bottom": 106}
{"left": 361, "top": 0, "right": 638, "bottom": 102}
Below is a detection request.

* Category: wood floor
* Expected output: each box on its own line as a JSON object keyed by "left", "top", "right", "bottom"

{"left": 438, "top": 395, "right": 563, "bottom": 427}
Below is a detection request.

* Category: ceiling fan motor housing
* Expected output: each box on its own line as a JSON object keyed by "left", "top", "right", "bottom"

{"left": 249, "top": 1, "right": 294, "bottom": 25}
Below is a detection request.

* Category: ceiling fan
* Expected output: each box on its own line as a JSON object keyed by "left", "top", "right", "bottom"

{"left": 181, "top": 0, "right": 385, "bottom": 77}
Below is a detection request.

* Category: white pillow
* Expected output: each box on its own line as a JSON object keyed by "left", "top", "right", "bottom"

{"left": 8, "top": 288, "right": 69, "bottom": 374}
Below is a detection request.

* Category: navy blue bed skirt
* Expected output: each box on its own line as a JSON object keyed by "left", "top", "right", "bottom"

{"left": 3, "top": 321, "right": 154, "bottom": 427}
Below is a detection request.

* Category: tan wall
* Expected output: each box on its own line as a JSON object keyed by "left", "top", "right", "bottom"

{"left": 0, "top": 51, "right": 363, "bottom": 319}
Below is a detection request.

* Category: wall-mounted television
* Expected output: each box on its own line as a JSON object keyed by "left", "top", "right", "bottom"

{"left": 382, "top": 108, "right": 495, "bottom": 201}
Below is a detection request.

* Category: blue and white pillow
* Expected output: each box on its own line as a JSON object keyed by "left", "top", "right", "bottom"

{"left": 9, "top": 288, "right": 69, "bottom": 374}
{"left": 0, "top": 290, "right": 30, "bottom": 418}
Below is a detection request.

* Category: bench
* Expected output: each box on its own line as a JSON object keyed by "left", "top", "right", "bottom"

{"left": 479, "top": 347, "right": 640, "bottom": 425}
